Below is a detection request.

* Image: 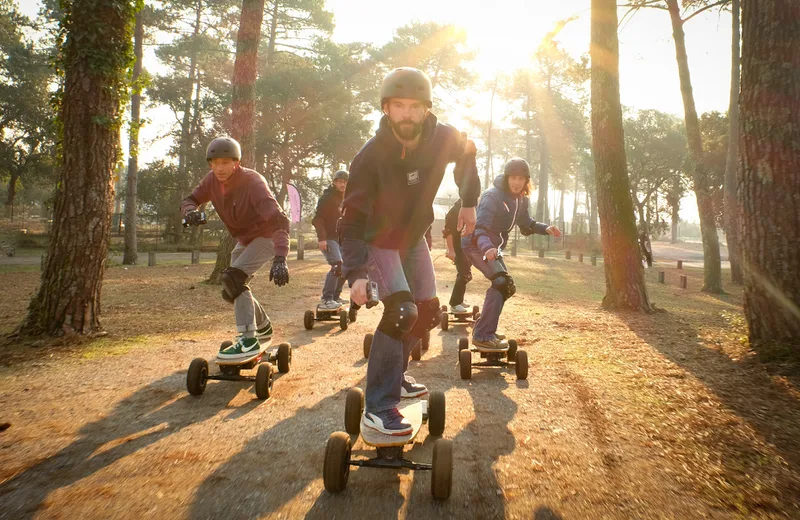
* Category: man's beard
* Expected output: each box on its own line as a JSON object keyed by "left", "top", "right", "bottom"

{"left": 390, "top": 118, "right": 423, "bottom": 141}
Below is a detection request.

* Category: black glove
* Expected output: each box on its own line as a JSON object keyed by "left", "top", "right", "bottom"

{"left": 184, "top": 210, "right": 204, "bottom": 227}
{"left": 269, "top": 256, "right": 289, "bottom": 287}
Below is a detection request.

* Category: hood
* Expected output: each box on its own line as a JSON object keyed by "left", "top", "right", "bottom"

{"left": 492, "top": 174, "right": 505, "bottom": 190}
{"left": 375, "top": 112, "right": 440, "bottom": 157}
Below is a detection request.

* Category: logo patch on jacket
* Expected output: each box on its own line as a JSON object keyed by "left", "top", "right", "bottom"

{"left": 407, "top": 170, "right": 420, "bottom": 185}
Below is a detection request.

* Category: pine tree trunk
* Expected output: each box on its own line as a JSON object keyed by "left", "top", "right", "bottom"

{"left": 123, "top": 12, "right": 143, "bottom": 265}
{"left": 536, "top": 136, "right": 549, "bottom": 223}
{"left": 671, "top": 198, "right": 679, "bottom": 243}
{"left": 208, "top": 0, "right": 265, "bottom": 284}
{"left": 724, "top": 0, "right": 743, "bottom": 283}
{"left": 19, "top": 0, "right": 135, "bottom": 335}
{"left": 738, "top": 0, "right": 800, "bottom": 347}
{"left": 666, "top": 0, "right": 723, "bottom": 293}
{"left": 590, "top": 0, "right": 652, "bottom": 312}
{"left": 5, "top": 171, "right": 19, "bottom": 218}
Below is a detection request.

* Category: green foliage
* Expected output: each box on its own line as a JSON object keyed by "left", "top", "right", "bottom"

{"left": 699, "top": 110, "right": 728, "bottom": 227}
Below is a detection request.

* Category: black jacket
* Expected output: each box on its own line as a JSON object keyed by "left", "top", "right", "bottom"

{"left": 311, "top": 185, "right": 343, "bottom": 241}
{"left": 339, "top": 113, "right": 481, "bottom": 284}
{"left": 442, "top": 199, "right": 462, "bottom": 240}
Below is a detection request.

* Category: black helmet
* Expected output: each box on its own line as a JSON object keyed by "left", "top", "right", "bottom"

{"left": 206, "top": 137, "right": 242, "bottom": 162}
{"left": 503, "top": 157, "right": 530, "bottom": 179}
{"left": 380, "top": 67, "right": 433, "bottom": 108}
{"left": 333, "top": 170, "right": 348, "bottom": 182}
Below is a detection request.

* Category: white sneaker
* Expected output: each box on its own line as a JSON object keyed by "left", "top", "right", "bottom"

{"left": 362, "top": 409, "right": 413, "bottom": 436}
{"left": 452, "top": 304, "right": 469, "bottom": 313}
{"left": 318, "top": 300, "right": 342, "bottom": 310}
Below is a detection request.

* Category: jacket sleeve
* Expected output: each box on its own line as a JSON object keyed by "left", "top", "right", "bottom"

{"left": 449, "top": 129, "right": 481, "bottom": 208}
{"left": 254, "top": 180, "right": 291, "bottom": 257}
{"left": 311, "top": 191, "right": 330, "bottom": 241}
{"left": 517, "top": 197, "right": 549, "bottom": 236}
{"left": 180, "top": 172, "right": 212, "bottom": 216}
{"left": 339, "top": 148, "right": 376, "bottom": 285}
{"left": 442, "top": 199, "right": 462, "bottom": 238}
{"left": 473, "top": 192, "right": 499, "bottom": 254}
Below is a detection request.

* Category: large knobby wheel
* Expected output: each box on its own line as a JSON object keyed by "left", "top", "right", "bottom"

{"left": 303, "top": 310, "right": 314, "bottom": 330}
{"left": 348, "top": 306, "right": 357, "bottom": 323}
{"left": 187, "top": 358, "right": 208, "bottom": 396}
{"left": 363, "top": 333, "right": 373, "bottom": 359}
{"left": 255, "top": 363, "right": 274, "bottom": 399}
{"left": 323, "top": 431, "right": 351, "bottom": 493}
{"left": 345, "top": 387, "right": 364, "bottom": 435}
{"left": 431, "top": 438, "right": 453, "bottom": 499}
{"left": 472, "top": 305, "right": 480, "bottom": 320}
{"left": 339, "top": 309, "right": 349, "bottom": 330}
{"left": 428, "top": 390, "right": 446, "bottom": 437}
{"left": 507, "top": 339, "right": 518, "bottom": 363}
{"left": 421, "top": 330, "right": 430, "bottom": 350}
{"left": 411, "top": 340, "right": 422, "bottom": 361}
{"left": 441, "top": 312, "right": 449, "bottom": 331}
{"left": 458, "top": 337, "right": 469, "bottom": 351}
{"left": 459, "top": 349, "right": 472, "bottom": 380}
{"left": 277, "top": 343, "right": 292, "bottom": 374}
{"left": 515, "top": 350, "right": 529, "bottom": 380}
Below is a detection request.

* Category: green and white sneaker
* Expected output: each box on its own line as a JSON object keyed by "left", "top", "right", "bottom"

{"left": 218, "top": 336, "right": 262, "bottom": 361}
{"left": 256, "top": 321, "right": 273, "bottom": 342}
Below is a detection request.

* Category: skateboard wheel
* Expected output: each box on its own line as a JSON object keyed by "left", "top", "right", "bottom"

{"left": 472, "top": 305, "right": 480, "bottom": 320}
{"left": 458, "top": 337, "right": 469, "bottom": 351}
{"left": 187, "top": 358, "right": 208, "bottom": 396}
{"left": 421, "top": 330, "right": 430, "bottom": 350}
{"left": 339, "top": 309, "right": 348, "bottom": 331}
{"left": 303, "top": 310, "right": 314, "bottom": 330}
{"left": 515, "top": 350, "right": 528, "bottom": 380}
{"left": 277, "top": 343, "right": 292, "bottom": 374}
{"left": 323, "top": 432, "right": 351, "bottom": 493}
{"left": 431, "top": 438, "right": 453, "bottom": 499}
{"left": 363, "top": 333, "right": 373, "bottom": 359}
{"left": 441, "top": 312, "right": 449, "bottom": 331}
{"left": 507, "top": 339, "right": 518, "bottom": 362}
{"left": 411, "top": 341, "right": 422, "bottom": 361}
{"left": 441, "top": 304, "right": 447, "bottom": 313}
{"left": 459, "top": 349, "right": 471, "bottom": 380}
{"left": 255, "top": 363, "right": 274, "bottom": 399}
{"left": 345, "top": 387, "right": 363, "bottom": 435}
{"left": 428, "top": 390, "right": 446, "bottom": 436}
{"left": 348, "top": 306, "right": 357, "bottom": 323}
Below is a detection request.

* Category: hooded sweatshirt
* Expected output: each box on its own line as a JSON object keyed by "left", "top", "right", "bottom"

{"left": 468, "top": 174, "right": 548, "bottom": 254}
{"left": 339, "top": 113, "right": 481, "bottom": 284}
{"left": 311, "top": 185, "right": 343, "bottom": 242}
{"left": 181, "top": 166, "right": 290, "bottom": 257}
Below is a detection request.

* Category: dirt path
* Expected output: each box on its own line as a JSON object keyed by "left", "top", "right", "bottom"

{"left": 0, "top": 254, "right": 798, "bottom": 519}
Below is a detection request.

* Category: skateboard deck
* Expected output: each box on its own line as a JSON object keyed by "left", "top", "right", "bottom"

{"left": 216, "top": 339, "right": 273, "bottom": 366}
{"left": 452, "top": 310, "right": 472, "bottom": 317}
{"left": 361, "top": 399, "right": 424, "bottom": 447}
{"left": 472, "top": 342, "right": 508, "bottom": 353}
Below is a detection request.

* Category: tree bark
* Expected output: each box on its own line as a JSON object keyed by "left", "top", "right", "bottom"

{"left": 590, "top": 0, "right": 653, "bottom": 312}
{"left": 5, "top": 171, "right": 19, "bottom": 218}
{"left": 666, "top": 0, "right": 723, "bottom": 293}
{"left": 671, "top": 197, "right": 679, "bottom": 243}
{"left": 20, "top": 0, "right": 135, "bottom": 335}
{"left": 123, "top": 12, "right": 143, "bottom": 265}
{"left": 485, "top": 76, "right": 497, "bottom": 191}
{"left": 572, "top": 174, "right": 580, "bottom": 234}
{"left": 724, "top": 0, "right": 742, "bottom": 283}
{"left": 738, "top": 0, "right": 800, "bottom": 346}
{"left": 208, "top": 0, "right": 265, "bottom": 284}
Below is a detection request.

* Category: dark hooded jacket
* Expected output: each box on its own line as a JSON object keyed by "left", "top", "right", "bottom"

{"left": 311, "top": 185, "right": 343, "bottom": 242}
{"left": 465, "top": 174, "right": 548, "bottom": 254}
{"left": 339, "top": 113, "right": 481, "bottom": 284}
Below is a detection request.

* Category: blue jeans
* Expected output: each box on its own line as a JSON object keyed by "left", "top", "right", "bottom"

{"left": 461, "top": 238, "right": 508, "bottom": 341}
{"left": 365, "top": 238, "right": 436, "bottom": 413}
{"left": 321, "top": 239, "right": 345, "bottom": 301}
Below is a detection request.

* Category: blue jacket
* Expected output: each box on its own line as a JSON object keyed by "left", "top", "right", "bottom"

{"left": 465, "top": 175, "right": 548, "bottom": 254}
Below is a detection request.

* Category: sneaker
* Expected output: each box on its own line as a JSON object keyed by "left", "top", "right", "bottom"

{"left": 472, "top": 337, "right": 509, "bottom": 351}
{"left": 318, "top": 300, "right": 342, "bottom": 310}
{"left": 401, "top": 375, "right": 428, "bottom": 398}
{"left": 218, "top": 336, "right": 262, "bottom": 361}
{"left": 255, "top": 320, "right": 273, "bottom": 341}
{"left": 362, "top": 408, "right": 413, "bottom": 436}
{"left": 451, "top": 304, "right": 469, "bottom": 313}
{"left": 336, "top": 298, "right": 349, "bottom": 305}
{"left": 494, "top": 333, "right": 506, "bottom": 340}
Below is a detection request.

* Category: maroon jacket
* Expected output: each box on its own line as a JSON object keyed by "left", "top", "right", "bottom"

{"left": 181, "top": 166, "right": 290, "bottom": 257}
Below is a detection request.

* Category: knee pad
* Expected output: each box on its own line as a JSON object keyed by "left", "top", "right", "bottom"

{"left": 457, "top": 270, "right": 473, "bottom": 284}
{"left": 377, "top": 291, "right": 418, "bottom": 339}
{"left": 490, "top": 273, "right": 516, "bottom": 301}
{"left": 221, "top": 267, "right": 250, "bottom": 303}
{"left": 409, "top": 297, "right": 442, "bottom": 338}
{"left": 330, "top": 261, "right": 343, "bottom": 278}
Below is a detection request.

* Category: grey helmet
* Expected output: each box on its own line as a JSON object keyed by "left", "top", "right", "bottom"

{"left": 206, "top": 137, "right": 242, "bottom": 162}
{"left": 333, "top": 170, "right": 349, "bottom": 182}
{"left": 380, "top": 67, "right": 433, "bottom": 108}
{"left": 503, "top": 157, "right": 531, "bottom": 179}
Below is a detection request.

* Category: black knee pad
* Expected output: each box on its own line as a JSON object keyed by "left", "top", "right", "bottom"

{"left": 457, "top": 270, "right": 473, "bottom": 284}
{"left": 490, "top": 273, "right": 516, "bottom": 301}
{"left": 221, "top": 267, "right": 249, "bottom": 303}
{"left": 409, "top": 297, "right": 442, "bottom": 338}
{"left": 330, "top": 261, "right": 343, "bottom": 278}
{"left": 377, "top": 291, "right": 418, "bottom": 339}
